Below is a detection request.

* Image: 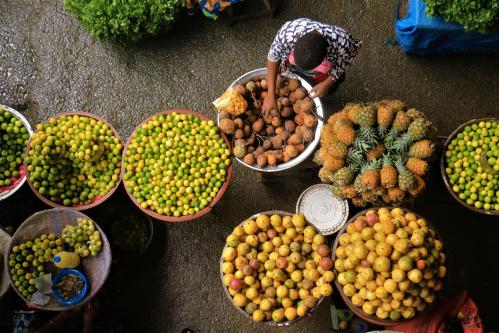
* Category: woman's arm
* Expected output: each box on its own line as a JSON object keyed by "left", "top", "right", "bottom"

{"left": 262, "top": 60, "right": 279, "bottom": 113}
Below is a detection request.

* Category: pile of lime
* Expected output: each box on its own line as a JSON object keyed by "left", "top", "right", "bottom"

{"left": 123, "top": 112, "right": 231, "bottom": 217}
{"left": 8, "top": 233, "right": 64, "bottom": 300}
{"left": 0, "top": 107, "right": 30, "bottom": 188}
{"left": 112, "top": 214, "right": 150, "bottom": 253}
{"left": 445, "top": 120, "right": 499, "bottom": 211}
{"left": 62, "top": 217, "right": 103, "bottom": 257}
{"left": 25, "top": 114, "right": 122, "bottom": 206}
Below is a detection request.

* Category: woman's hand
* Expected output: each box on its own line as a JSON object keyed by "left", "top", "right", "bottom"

{"left": 309, "top": 77, "right": 335, "bottom": 98}
{"left": 262, "top": 93, "right": 278, "bottom": 113}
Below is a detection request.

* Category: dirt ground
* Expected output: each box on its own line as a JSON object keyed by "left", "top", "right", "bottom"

{"left": 1, "top": 0, "right": 498, "bottom": 332}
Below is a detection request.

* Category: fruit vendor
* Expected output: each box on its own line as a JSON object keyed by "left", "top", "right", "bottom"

{"left": 263, "top": 18, "right": 361, "bottom": 112}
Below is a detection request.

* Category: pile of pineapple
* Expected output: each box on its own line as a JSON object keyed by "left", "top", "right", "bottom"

{"left": 315, "top": 100, "right": 436, "bottom": 207}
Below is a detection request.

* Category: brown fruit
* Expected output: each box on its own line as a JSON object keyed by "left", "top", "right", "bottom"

{"left": 284, "top": 120, "right": 296, "bottom": 133}
{"left": 303, "top": 114, "right": 317, "bottom": 128}
{"left": 288, "top": 79, "right": 300, "bottom": 91}
{"left": 219, "top": 118, "right": 236, "bottom": 135}
{"left": 234, "top": 84, "right": 247, "bottom": 96}
{"left": 284, "top": 145, "right": 299, "bottom": 158}
{"left": 257, "top": 154, "right": 268, "bottom": 167}
{"left": 301, "top": 127, "right": 314, "bottom": 142}
{"left": 295, "top": 114, "right": 304, "bottom": 126}
{"left": 288, "top": 133, "right": 303, "bottom": 145}
{"left": 267, "top": 153, "right": 278, "bottom": 166}
{"left": 294, "top": 87, "right": 307, "bottom": 100}
{"left": 252, "top": 119, "right": 264, "bottom": 132}
{"left": 280, "top": 107, "right": 292, "bottom": 118}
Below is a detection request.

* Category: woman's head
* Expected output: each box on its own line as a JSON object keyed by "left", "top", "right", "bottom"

{"left": 294, "top": 31, "right": 327, "bottom": 71}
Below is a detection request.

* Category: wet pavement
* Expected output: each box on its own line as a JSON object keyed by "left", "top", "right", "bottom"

{"left": 1, "top": 0, "right": 499, "bottom": 332}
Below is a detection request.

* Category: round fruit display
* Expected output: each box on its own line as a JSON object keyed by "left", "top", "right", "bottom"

{"left": 25, "top": 113, "right": 122, "bottom": 209}
{"left": 220, "top": 211, "right": 334, "bottom": 325}
{"left": 122, "top": 110, "right": 232, "bottom": 222}
{"left": 442, "top": 118, "right": 499, "bottom": 215}
{"left": 316, "top": 100, "right": 436, "bottom": 207}
{"left": 332, "top": 208, "right": 445, "bottom": 325}
{"left": 216, "top": 72, "right": 322, "bottom": 171}
{"left": 0, "top": 106, "right": 31, "bottom": 192}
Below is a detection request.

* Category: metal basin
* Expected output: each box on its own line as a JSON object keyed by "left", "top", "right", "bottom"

{"left": 217, "top": 68, "right": 324, "bottom": 173}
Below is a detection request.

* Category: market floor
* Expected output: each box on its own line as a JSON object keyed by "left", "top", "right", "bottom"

{"left": 1, "top": 0, "right": 499, "bottom": 332}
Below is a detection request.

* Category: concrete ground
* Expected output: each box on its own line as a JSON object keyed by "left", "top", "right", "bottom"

{"left": 1, "top": 0, "right": 499, "bottom": 332}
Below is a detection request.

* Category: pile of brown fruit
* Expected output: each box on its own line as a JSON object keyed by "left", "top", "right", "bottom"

{"left": 218, "top": 76, "right": 318, "bottom": 168}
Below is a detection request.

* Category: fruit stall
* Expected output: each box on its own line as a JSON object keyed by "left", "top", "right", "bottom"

{"left": 0, "top": 60, "right": 496, "bottom": 331}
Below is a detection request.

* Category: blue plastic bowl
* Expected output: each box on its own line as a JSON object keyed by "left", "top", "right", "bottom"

{"left": 52, "top": 269, "right": 88, "bottom": 306}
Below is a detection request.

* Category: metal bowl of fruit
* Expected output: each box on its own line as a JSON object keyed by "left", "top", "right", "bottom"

{"left": 216, "top": 68, "right": 324, "bottom": 173}
{"left": 0, "top": 105, "right": 33, "bottom": 202}
{"left": 219, "top": 210, "right": 333, "bottom": 326}
{"left": 440, "top": 118, "right": 499, "bottom": 216}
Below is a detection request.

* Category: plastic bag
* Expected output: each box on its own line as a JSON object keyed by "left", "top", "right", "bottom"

{"left": 213, "top": 88, "right": 247, "bottom": 116}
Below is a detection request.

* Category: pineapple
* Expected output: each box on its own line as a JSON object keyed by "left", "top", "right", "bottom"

{"left": 406, "top": 157, "right": 428, "bottom": 176}
{"left": 380, "top": 154, "right": 398, "bottom": 188}
{"left": 346, "top": 104, "right": 363, "bottom": 124}
{"left": 388, "top": 187, "right": 405, "bottom": 203}
{"left": 395, "top": 158, "right": 415, "bottom": 191}
{"left": 320, "top": 124, "right": 336, "bottom": 147}
{"left": 313, "top": 149, "right": 323, "bottom": 166}
{"left": 352, "top": 197, "right": 367, "bottom": 207}
{"left": 332, "top": 183, "right": 346, "bottom": 199}
{"left": 407, "top": 118, "right": 431, "bottom": 142}
{"left": 408, "top": 139, "right": 434, "bottom": 159}
{"left": 324, "top": 156, "right": 344, "bottom": 171}
{"left": 382, "top": 99, "right": 406, "bottom": 112}
{"left": 361, "top": 190, "right": 378, "bottom": 203}
{"left": 359, "top": 159, "right": 381, "bottom": 191}
{"left": 408, "top": 174, "right": 426, "bottom": 197}
{"left": 352, "top": 136, "right": 372, "bottom": 154}
{"left": 406, "top": 108, "right": 422, "bottom": 120}
{"left": 326, "top": 140, "right": 348, "bottom": 159}
{"left": 335, "top": 124, "right": 356, "bottom": 145}
{"left": 318, "top": 167, "right": 335, "bottom": 183}
{"left": 333, "top": 166, "right": 355, "bottom": 186}
{"left": 327, "top": 110, "right": 349, "bottom": 126}
{"left": 377, "top": 103, "right": 396, "bottom": 128}
{"left": 357, "top": 105, "right": 376, "bottom": 128}
{"left": 392, "top": 117, "right": 432, "bottom": 152}
{"left": 353, "top": 174, "right": 363, "bottom": 192}
{"left": 367, "top": 144, "right": 385, "bottom": 161}
{"left": 333, "top": 118, "right": 354, "bottom": 133}
{"left": 392, "top": 111, "right": 412, "bottom": 132}
{"left": 340, "top": 184, "right": 357, "bottom": 199}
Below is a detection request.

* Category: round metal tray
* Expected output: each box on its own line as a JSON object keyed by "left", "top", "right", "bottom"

{"left": 216, "top": 68, "right": 324, "bottom": 173}
{"left": 440, "top": 118, "right": 499, "bottom": 216}
{"left": 0, "top": 105, "right": 33, "bottom": 202}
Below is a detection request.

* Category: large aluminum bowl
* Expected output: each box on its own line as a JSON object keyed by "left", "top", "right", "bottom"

{"left": 0, "top": 105, "right": 33, "bottom": 201}
{"left": 217, "top": 68, "right": 324, "bottom": 173}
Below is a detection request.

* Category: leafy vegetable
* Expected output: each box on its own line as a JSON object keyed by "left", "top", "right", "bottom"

{"left": 64, "top": 0, "right": 185, "bottom": 42}
{"left": 425, "top": 0, "right": 499, "bottom": 33}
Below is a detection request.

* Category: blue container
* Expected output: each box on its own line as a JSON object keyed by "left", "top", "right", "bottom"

{"left": 396, "top": 0, "right": 499, "bottom": 54}
{"left": 52, "top": 269, "right": 88, "bottom": 306}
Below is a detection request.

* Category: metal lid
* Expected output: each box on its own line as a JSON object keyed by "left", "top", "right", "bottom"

{"left": 296, "top": 184, "right": 349, "bottom": 235}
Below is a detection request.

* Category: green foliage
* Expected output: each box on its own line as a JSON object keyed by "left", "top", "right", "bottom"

{"left": 425, "top": 0, "right": 499, "bottom": 33}
{"left": 64, "top": 0, "right": 185, "bottom": 42}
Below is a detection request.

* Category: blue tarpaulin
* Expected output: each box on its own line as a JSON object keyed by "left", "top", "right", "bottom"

{"left": 395, "top": 0, "right": 499, "bottom": 54}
